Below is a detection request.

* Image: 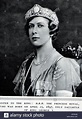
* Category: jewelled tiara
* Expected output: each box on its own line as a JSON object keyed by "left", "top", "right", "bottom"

{"left": 25, "top": 4, "right": 59, "bottom": 26}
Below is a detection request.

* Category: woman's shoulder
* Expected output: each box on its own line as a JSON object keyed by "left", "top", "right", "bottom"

{"left": 53, "top": 51, "right": 69, "bottom": 68}
{"left": 55, "top": 52, "right": 73, "bottom": 69}
{"left": 21, "top": 52, "right": 35, "bottom": 67}
{"left": 56, "top": 55, "right": 80, "bottom": 73}
{"left": 12, "top": 53, "right": 34, "bottom": 85}
{"left": 52, "top": 52, "right": 81, "bottom": 91}
{"left": 52, "top": 51, "right": 80, "bottom": 78}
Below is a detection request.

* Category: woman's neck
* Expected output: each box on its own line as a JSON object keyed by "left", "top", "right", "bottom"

{"left": 35, "top": 39, "right": 55, "bottom": 63}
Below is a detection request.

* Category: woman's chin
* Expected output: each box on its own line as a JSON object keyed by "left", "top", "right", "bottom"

{"left": 32, "top": 43, "right": 42, "bottom": 48}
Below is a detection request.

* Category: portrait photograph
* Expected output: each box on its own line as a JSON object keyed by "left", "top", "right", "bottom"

{"left": 0, "top": 0, "right": 82, "bottom": 97}
{"left": 0, "top": 0, "right": 82, "bottom": 118}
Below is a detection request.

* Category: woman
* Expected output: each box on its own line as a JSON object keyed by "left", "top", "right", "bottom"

{"left": 13, "top": 4, "right": 81, "bottom": 96}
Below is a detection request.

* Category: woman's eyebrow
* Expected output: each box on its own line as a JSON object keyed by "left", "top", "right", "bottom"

{"left": 29, "top": 23, "right": 34, "bottom": 25}
{"left": 29, "top": 22, "right": 44, "bottom": 24}
{"left": 37, "top": 22, "right": 44, "bottom": 25}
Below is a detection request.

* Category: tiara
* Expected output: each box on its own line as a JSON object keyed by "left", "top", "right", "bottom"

{"left": 25, "top": 4, "right": 59, "bottom": 26}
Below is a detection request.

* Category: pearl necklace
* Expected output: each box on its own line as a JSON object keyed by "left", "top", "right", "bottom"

{"left": 33, "top": 57, "right": 47, "bottom": 66}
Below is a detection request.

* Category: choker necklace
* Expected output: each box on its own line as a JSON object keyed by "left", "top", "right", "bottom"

{"left": 33, "top": 49, "right": 55, "bottom": 66}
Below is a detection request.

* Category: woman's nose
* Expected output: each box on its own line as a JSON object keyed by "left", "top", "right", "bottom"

{"left": 32, "top": 26, "right": 37, "bottom": 34}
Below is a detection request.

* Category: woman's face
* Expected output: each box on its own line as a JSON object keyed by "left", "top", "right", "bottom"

{"left": 28, "top": 17, "right": 50, "bottom": 46}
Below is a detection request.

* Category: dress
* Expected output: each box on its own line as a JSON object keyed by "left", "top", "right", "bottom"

{"left": 13, "top": 49, "right": 81, "bottom": 96}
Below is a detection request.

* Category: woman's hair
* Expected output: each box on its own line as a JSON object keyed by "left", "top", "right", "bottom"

{"left": 48, "top": 19, "right": 59, "bottom": 41}
{"left": 24, "top": 17, "right": 59, "bottom": 41}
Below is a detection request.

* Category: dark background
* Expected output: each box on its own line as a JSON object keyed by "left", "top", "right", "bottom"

{"left": 0, "top": 0, "right": 82, "bottom": 95}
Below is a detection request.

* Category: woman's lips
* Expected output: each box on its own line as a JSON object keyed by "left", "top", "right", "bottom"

{"left": 32, "top": 37, "right": 40, "bottom": 41}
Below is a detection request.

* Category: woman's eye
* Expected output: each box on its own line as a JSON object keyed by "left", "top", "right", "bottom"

{"left": 38, "top": 24, "right": 44, "bottom": 28}
{"left": 28, "top": 24, "right": 34, "bottom": 28}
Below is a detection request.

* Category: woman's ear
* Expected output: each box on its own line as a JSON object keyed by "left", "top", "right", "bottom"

{"left": 50, "top": 23, "right": 57, "bottom": 30}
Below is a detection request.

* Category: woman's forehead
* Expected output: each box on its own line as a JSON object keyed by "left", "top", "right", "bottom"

{"left": 29, "top": 17, "right": 49, "bottom": 24}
